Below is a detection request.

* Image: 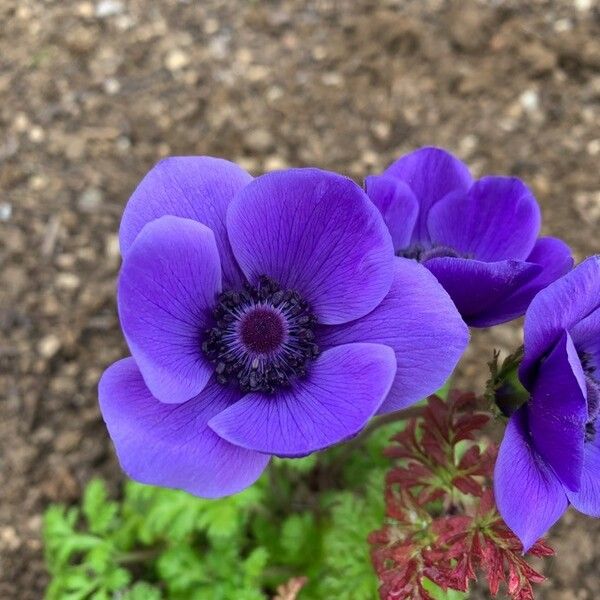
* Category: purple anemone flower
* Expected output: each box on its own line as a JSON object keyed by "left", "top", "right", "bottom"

{"left": 366, "top": 147, "right": 573, "bottom": 327}
{"left": 495, "top": 256, "right": 600, "bottom": 550}
{"left": 99, "top": 157, "right": 469, "bottom": 498}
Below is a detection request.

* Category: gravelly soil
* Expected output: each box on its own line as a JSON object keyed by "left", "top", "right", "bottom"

{"left": 1, "top": 1, "right": 599, "bottom": 598}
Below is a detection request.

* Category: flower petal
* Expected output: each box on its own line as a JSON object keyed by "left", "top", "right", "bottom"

{"left": 118, "top": 216, "right": 220, "bottom": 404}
{"left": 226, "top": 168, "right": 394, "bottom": 325}
{"left": 521, "top": 256, "right": 600, "bottom": 386}
{"left": 567, "top": 431, "right": 600, "bottom": 516}
{"left": 427, "top": 176, "right": 541, "bottom": 261}
{"left": 208, "top": 343, "right": 396, "bottom": 457}
{"left": 99, "top": 358, "right": 269, "bottom": 498}
{"left": 382, "top": 147, "right": 472, "bottom": 244}
{"left": 424, "top": 257, "right": 541, "bottom": 326}
{"left": 364, "top": 175, "right": 419, "bottom": 251}
{"left": 468, "top": 237, "right": 573, "bottom": 327}
{"left": 528, "top": 331, "right": 587, "bottom": 492}
{"left": 494, "top": 409, "right": 568, "bottom": 552}
{"left": 319, "top": 258, "right": 468, "bottom": 414}
{"left": 119, "top": 157, "right": 252, "bottom": 287}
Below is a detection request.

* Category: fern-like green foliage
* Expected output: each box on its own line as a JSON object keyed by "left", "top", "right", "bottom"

{"left": 44, "top": 478, "right": 268, "bottom": 600}
{"left": 43, "top": 412, "right": 452, "bottom": 600}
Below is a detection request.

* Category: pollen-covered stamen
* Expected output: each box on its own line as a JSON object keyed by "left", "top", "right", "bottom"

{"left": 202, "top": 276, "right": 320, "bottom": 393}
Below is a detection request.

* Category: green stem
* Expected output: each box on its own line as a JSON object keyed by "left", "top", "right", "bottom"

{"left": 117, "top": 546, "right": 163, "bottom": 565}
{"left": 351, "top": 406, "right": 425, "bottom": 444}
{"left": 332, "top": 405, "right": 425, "bottom": 466}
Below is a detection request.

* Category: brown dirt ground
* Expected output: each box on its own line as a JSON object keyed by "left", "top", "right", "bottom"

{"left": 1, "top": 0, "right": 599, "bottom": 598}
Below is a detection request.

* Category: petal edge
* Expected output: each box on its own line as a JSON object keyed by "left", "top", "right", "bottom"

{"left": 99, "top": 358, "right": 269, "bottom": 498}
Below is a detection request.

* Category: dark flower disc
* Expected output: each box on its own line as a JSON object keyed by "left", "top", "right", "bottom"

{"left": 202, "top": 276, "right": 320, "bottom": 393}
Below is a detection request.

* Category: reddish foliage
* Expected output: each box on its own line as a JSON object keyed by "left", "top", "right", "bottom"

{"left": 369, "top": 391, "right": 554, "bottom": 600}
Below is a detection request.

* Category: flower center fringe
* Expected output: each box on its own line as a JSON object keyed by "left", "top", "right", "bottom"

{"left": 202, "top": 276, "right": 320, "bottom": 393}
{"left": 398, "top": 244, "right": 466, "bottom": 262}
{"left": 580, "top": 352, "right": 600, "bottom": 443}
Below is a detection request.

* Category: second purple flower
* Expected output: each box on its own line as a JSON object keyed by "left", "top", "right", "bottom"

{"left": 366, "top": 147, "right": 573, "bottom": 327}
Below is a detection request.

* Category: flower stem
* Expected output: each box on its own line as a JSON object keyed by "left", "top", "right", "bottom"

{"left": 335, "top": 405, "right": 425, "bottom": 461}
{"left": 354, "top": 406, "right": 425, "bottom": 443}
{"left": 117, "top": 546, "right": 163, "bottom": 565}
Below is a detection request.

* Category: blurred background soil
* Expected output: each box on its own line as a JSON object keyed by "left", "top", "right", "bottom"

{"left": 1, "top": 0, "right": 599, "bottom": 598}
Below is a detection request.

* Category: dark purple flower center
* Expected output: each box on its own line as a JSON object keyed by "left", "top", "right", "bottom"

{"left": 398, "top": 244, "right": 467, "bottom": 262}
{"left": 202, "top": 276, "right": 320, "bottom": 393}
{"left": 239, "top": 307, "right": 285, "bottom": 354}
{"left": 580, "top": 352, "right": 600, "bottom": 443}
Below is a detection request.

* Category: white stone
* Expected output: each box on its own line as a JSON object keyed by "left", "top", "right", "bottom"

{"left": 519, "top": 89, "right": 539, "bottom": 112}
{"left": 0, "top": 202, "right": 12, "bottom": 221}
{"left": 95, "top": 0, "right": 124, "bottom": 17}
{"left": 586, "top": 139, "right": 600, "bottom": 156}
{"left": 554, "top": 18, "right": 572, "bottom": 33}
{"left": 29, "top": 126, "right": 45, "bottom": 143}
{"left": 575, "top": 0, "right": 593, "bottom": 11}
{"left": 103, "top": 78, "right": 120, "bottom": 95}
{"left": 38, "top": 334, "right": 61, "bottom": 359}
{"left": 105, "top": 234, "right": 120, "bottom": 259}
{"left": 165, "top": 49, "right": 190, "bottom": 71}
{"left": 264, "top": 156, "right": 287, "bottom": 171}
{"left": 56, "top": 273, "right": 81, "bottom": 290}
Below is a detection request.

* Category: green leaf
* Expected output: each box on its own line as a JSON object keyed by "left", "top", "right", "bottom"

{"left": 157, "top": 545, "right": 208, "bottom": 594}
{"left": 280, "top": 513, "right": 317, "bottom": 566}
{"left": 103, "top": 566, "right": 131, "bottom": 590}
{"left": 83, "top": 479, "right": 118, "bottom": 535}
{"left": 242, "top": 547, "right": 269, "bottom": 583}
{"left": 422, "top": 578, "right": 468, "bottom": 599}
{"left": 311, "top": 473, "right": 386, "bottom": 600}
{"left": 86, "top": 542, "right": 114, "bottom": 574}
{"left": 198, "top": 501, "right": 240, "bottom": 539}
{"left": 122, "top": 582, "right": 163, "bottom": 600}
{"left": 272, "top": 454, "right": 318, "bottom": 473}
{"left": 43, "top": 506, "right": 102, "bottom": 571}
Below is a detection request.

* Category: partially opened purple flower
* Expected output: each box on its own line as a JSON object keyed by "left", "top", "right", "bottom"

{"left": 99, "top": 158, "right": 468, "bottom": 498}
{"left": 366, "top": 147, "right": 573, "bottom": 327}
{"left": 495, "top": 256, "right": 600, "bottom": 550}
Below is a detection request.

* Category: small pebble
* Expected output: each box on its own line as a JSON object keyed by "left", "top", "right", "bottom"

{"left": 38, "top": 334, "right": 61, "bottom": 359}
{"left": 554, "top": 18, "right": 572, "bottom": 33}
{"left": 56, "top": 272, "right": 81, "bottom": 290}
{"left": 105, "top": 233, "right": 120, "bottom": 259}
{"left": 95, "top": 0, "right": 123, "bottom": 17}
{"left": 78, "top": 187, "right": 104, "bottom": 212}
{"left": 0, "top": 527, "right": 21, "bottom": 551}
{"left": 459, "top": 134, "right": 479, "bottom": 156}
{"left": 245, "top": 129, "right": 274, "bottom": 153}
{"left": 586, "top": 139, "right": 600, "bottom": 156}
{"left": 519, "top": 89, "right": 539, "bottom": 112}
{"left": 264, "top": 156, "right": 287, "bottom": 171}
{"left": 54, "top": 430, "right": 83, "bottom": 453}
{"left": 28, "top": 126, "right": 45, "bottom": 143}
{"left": 575, "top": 0, "right": 593, "bottom": 11}
{"left": 204, "top": 18, "right": 219, "bottom": 35}
{"left": 103, "top": 78, "right": 120, "bottom": 95}
{"left": 322, "top": 72, "right": 343, "bottom": 87}
{"left": 574, "top": 191, "right": 600, "bottom": 225}
{"left": 165, "top": 49, "right": 190, "bottom": 71}
{"left": 13, "top": 112, "right": 29, "bottom": 132}
{"left": 0, "top": 202, "right": 12, "bottom": 221}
